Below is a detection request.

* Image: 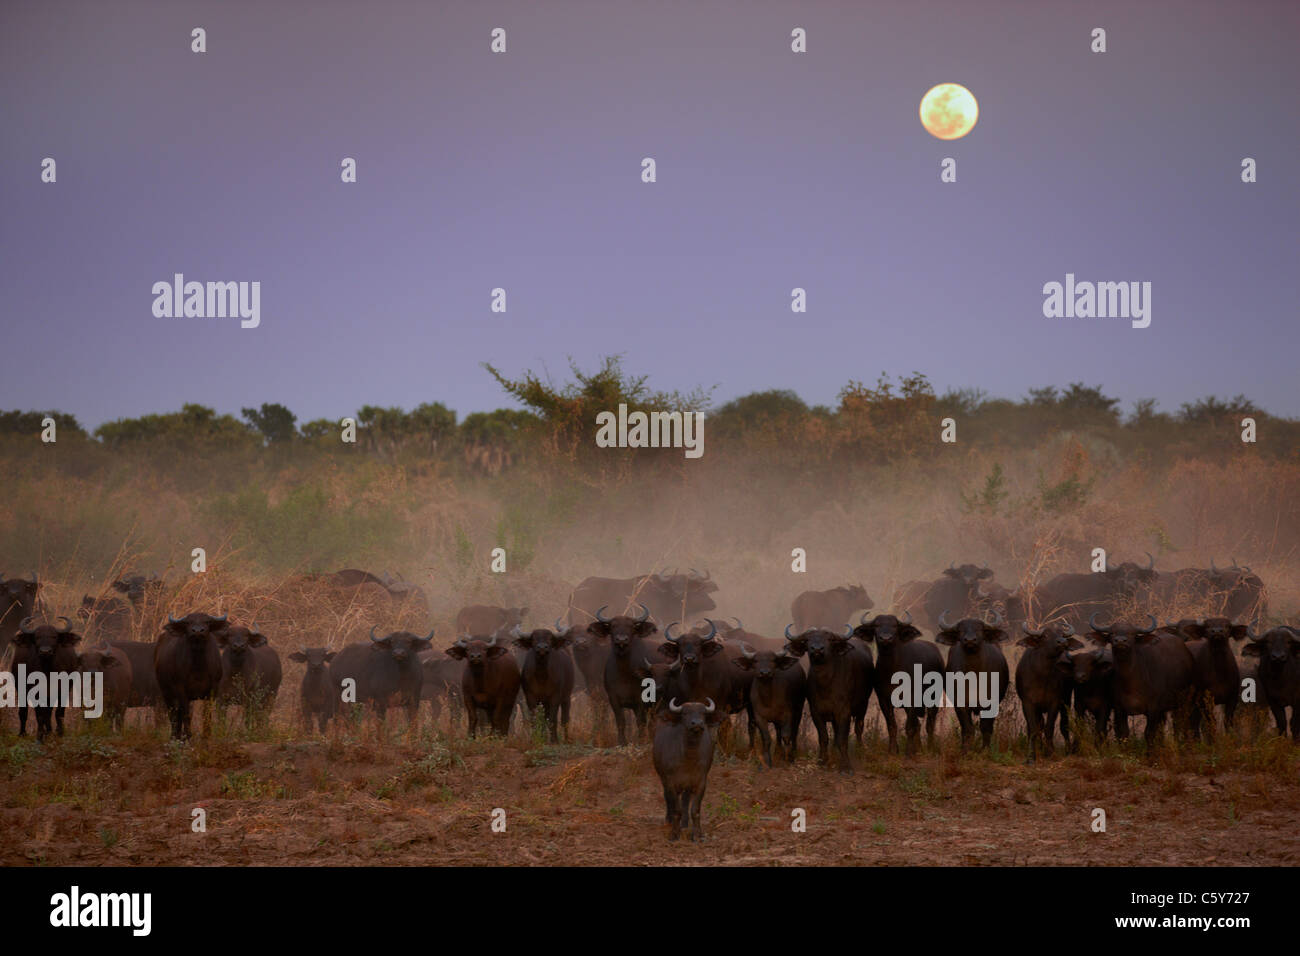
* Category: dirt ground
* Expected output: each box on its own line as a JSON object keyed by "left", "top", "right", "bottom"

{"left": 3, "top": 700, "right": 1297, "bottom": 867}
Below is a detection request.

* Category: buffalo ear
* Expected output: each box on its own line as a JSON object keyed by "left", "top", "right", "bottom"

{"left": 512, "top": 634, "right": 534, "bottom": 649}
{"left": 899, "top": 625, "right": 922, "bottom": 641}
{"left": 1065, "top": 637, "right": 1085, "bottom": 651}
{"left": 784, "top": 637, "right": 808, "bottom": 656}
{"left": 632, "top": 620, "right": 658, "bottom": 639}
{"left": 1087, "top": 631, "right": 1112, "bottom": 646}
{"left": 775, "top": 653, "right": 800, "bottom": 670}
{"left": 215, "top": 630, "right": 230, "bottom": 647}
{"left": 1016, "top": 634, "right": 1041, "bottom": 648}
{"left": 549, "top": 631, "right": 572, "bottom": 649}
{"left": 289, "top": 652, "right": 308, "bottom": 662}
{"left": 586, "top": 621, "right": 612, "bottom": 640}
{"left": 111, "top": 581, "right": 130, "bottom": 594}
{"left": 444, "top": 644, "right": 468, "bottom": 660}
{"left": 1135, "top": 631, "right": 1159, "bottom": 644}
{"left": 1179, "top": 623, "right": 1206, "bottom": 641}
{"left": 706, "top": 708, "right": 726, "bottom": 726}
{"left": 485, "top": 644, "right": 509, "bottom": 659}
{"left": 657, "top": 642, "right": 680, "bottom": 661}
{"left": 935, "top": 631, "right": 958, "bottom": 646}
{"left": 59, "top": 631, "right": 82, "bottom": 645}
{"left": 413, "top": 636, "right": 433, "bottom": 651}
{"left": 701, "top": 640, "right": 724, "bottom": 657}
{"left": 324, "top": 651, "right": 336, "bottom": 662}
{"left": 1240, "top": 641, "right": 1263, "bottom": 658}
{"left": 732, "top": 655, "right": 754, "bottom": 671}
{"left": 984, "top": 627, "right": 1008, "bottom": 644}
{"left": 851, "top": 624, "right": 874, "bottom": 641}
{"left": 248, "top": 632, "right": 268, "bottom": 648}
{"left": 977, "top": 568, "right": 994, "bottom": 579}
{"left": 1229, "top": 625, "right": 1251, "bottom": 641}
{"left": 942, "top": 568, "right": 961, "bottom": 579}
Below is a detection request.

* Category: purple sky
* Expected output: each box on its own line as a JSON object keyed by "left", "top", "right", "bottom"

{"left": 3, "top": 0, "right": 1297, "bottom": 429}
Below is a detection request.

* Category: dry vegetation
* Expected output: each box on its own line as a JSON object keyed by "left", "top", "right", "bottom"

{"left": 2, "top": 366, "right": 1298, "bottom": 865}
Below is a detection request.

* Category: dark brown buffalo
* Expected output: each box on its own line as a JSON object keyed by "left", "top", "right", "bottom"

{"left": 1015, "top": 622, "right": 1082, "bottom": 762}
{"left": 732, "top": 646, "right": 805, "bottom": 766}
{"left": 1241, "top": 627, "right": 1300, "bottom": 740}
{"left": 652, "top": 698, "right": 724, "bottom": 841}
{"left": 329, "top": 627, "right": 433, "bottom": 726}
{"left": 0, "top": 572, "right": 40, "bottom": 660}
{"left": 419, "top": 651, "right": 464, "bottom": 725}
{"left": 1154, "top": 560, "right": 1267, "bottom": 622}
{"left": 1029, "top": 555, "right": 1159, "bottom": 631}
{"left": 660, "top": 619, "right": 753, "bottom": 752}
{"left": 217, "top": 625, "right": 283, "bottom": 722}
{"left": 587, "top": 604, "right": 660, "bottom": 746}
{"left": 1159, "top": 617, "right": 1249, "bottom": 737}
{"left": 511, "top": 622, "right": 576, "bottom": 743}
{"left": 106, "top": 640, "right": 164, "bottom": 711}
{"left": 912, "top": 564, "right": 1000, "bottom": 631}
{"left": 445, "top": 635, "right": 520, "bottom": 737}
{"left": 154, "top": 612, "right": 230, "bottom": 739}
{"left": 1061, "top": 646, "right": 1128, "bottom": 744}
{"left": 852, "top": 612, "right": 943, "bottom": 755}
{"left": 7, "top": 616, "right": 81, "bottom": 740}
{"left": 1086, "top": 612, "right": 1195, "bottom": 750}
{"left": 76, "top": 644, "right": 133, "bottom": 731}
{"left": 790, "top": 586, "right": 874, "bottom": 632}
{"left": 78, "top": 594, "right": 132, "bottom": 641}
{"left": 783, "top": 624, "right": 872, "bottom": 774}
{"left": 112, "top": 573, "right": 163, "bottom": 607}
{"left": 288, "top": 647, "right": 337, "bottom": 732}
{"left": 936, "top": 611, "right": 1011, "bottom": 753}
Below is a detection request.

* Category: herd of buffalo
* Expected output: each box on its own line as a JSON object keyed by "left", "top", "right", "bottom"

{"left": 1, "top": 558, "right": 1297, "bottom": 841}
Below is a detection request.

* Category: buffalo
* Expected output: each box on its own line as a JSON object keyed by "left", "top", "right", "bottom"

{"left": 587, "top": 604, "right": 660, "bottom": 746}
{"left": 153, "top": 612, "right": 230, "bottom": 739}
{"left": 112, "top": 573, "right": 162, "bottom": 607}
{"left": 511, "top": 621, "right": 576, "bottom": 743}
{"left": 76, "top": 643, "right": 133, "bottom": 732}
{"left": 107, "top": 640, "right": 165, "bottom": 714}
{"left": 935, "top": 611, "right": 1011, "bottom": 753}
{"left": 896, "top": 564, "right": 998, "bottom": 631}
{"left": 1015, "top": 622, "right": 1082, "bottom": 761}
{"left": 853, "top": 612, "right": 943, "bottom": 755}
{"left": 1086, "top": 612, "right": 1195, "bottom": 750}
{"left": 0, "top": 572, "right": 40, "bottom": 659}
{"left": 445, "top": 635, "right": 521, "bottom": 737}
{"left": 732, "top": 646, "right": 805, "bottom": 766}
{"left": 216, "top": 625, "right": 283, "bottom": 724}
{"left": 783, "top": 624, "right": 872, "bottom": 774}
{"left": 1159, "top": 617, "right": 1249, "bottom": 737}
{"left": 419, "top": 651, "right": 465, "bottom": 727}
{"left": 8, "top": 616, "right": 81, "bottom": 740}
{"left": 652, "top": 698, "right": 723, "bottom": 841}
{"left": 288, "top": 647, "right": 337, "bottom": 733}
{"left": 329, "top": 626, "right": 433, "bottom": 727}
{"left": 567, "top": 570, "right": 717, "bottom": 630}
{"left": 1241, "top": 627, "right": 1300, "bottom": 740}
{"left": 1061, "top": 646, "right": 1128, "bottom": 745}
{"left": 790, "top": 586, "right": 874, "bottom": 632}
{"left": 660, "top": 619, "right": 753, "bottom": 752}
{"left": 1029, "top": 554, "right": 1159, "bottom": 631}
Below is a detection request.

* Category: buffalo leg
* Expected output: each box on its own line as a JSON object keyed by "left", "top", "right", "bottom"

{"left": 16, "top": 704, "right": 28, "bottom": 737}
{"left": 756, "top": 720, "right": 774, "bottom": 768}
{"left": 813, "top": 717, "right": 830, "bottom": 765}
{"left": 689, "top": 786, "right": 705, "bottom": 841}
{"left": 662, "top": 783, "right": 677, "bottom": 826}
{"left": 979, "top": 715, "right": 996, "bottom": 751}
{"left": 955, "top": 708, "right": 974, "bottom": 753}
{"left": 560, "top": 697, "right": 571, "bottom": 743}
{"left": 833, "top": 715, "right": 852, "bottom": 774}
{"left": 1023, "top": 702, "right": 1043, "bottom": 764}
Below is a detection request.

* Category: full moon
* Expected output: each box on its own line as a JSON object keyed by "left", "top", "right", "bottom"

{"left": 919, "top": 83, "right": 978, "bottom": 140}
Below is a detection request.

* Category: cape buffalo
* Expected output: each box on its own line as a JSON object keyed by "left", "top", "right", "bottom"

{"left": 154, "top": 612, "right": 230, "bottom": 739}
{"left": 1241, "top": 627, "right": 1300, "bottom": 740}
{"left": 732, "top": 646, "right": 806, "bottom": 767}
{"left": 935, "top": 611, "right": 1011, "bottom": 753}
{"left": 0, "top": 572, "right": 40, "bottom": 660}
{"left": 8, "top": 616, "right": 81, "bottom": 740}
{"left": 78, "top": 594, "right": 132, "bottom": 641}
{"left": 783, "top": 624, "right": 872, "bottom": 774}
{"left": 853, "top": 612, "right": 943, "bottom": 755}
{"left": 653, "top": 698, "right": 724, "bottom": 841}
{"left": 112, "top": 573, "right": 162, "bottom": 607}
{"left": 1061, "top": 646, "right": 1128, "bottom": 745}
{"left": 455, "top": 605, "right": 527, "bottom": 639}
{"left": 107, "top": 640, "right": 164, "bottom": 712}
{"left": 1086, "top": 613, "right": 1195, "bottom": 750}
{"left": 511, "top": 621, "right": 576, "bottom": 743}
{"left": 217, "top": 625, "right": 283, "bottom": 725}
{"left": 567, "top": 570, "right": 718, "bottom": 630}
{"left": 330, "top": 627, "right": 434, "bottom": 727}
{"left": 1159, "top": 617, "right": 1249, "bottom": 737}
{"left": 1029, "top": 554, "right": 1159, "bottom": 631}
{"left": 288, "top": 647, "right": 337, "bottom": 733}
{"left": 790, "top": 586, "right": 874, "bottom": 632}
{"left": 445, "top": 634, "right": 520, "bottom": 737}
{"left": 76, "top": 644, "right": 133, "bottom": 732}
{"left": 660, "top": 619, "right": 753, "bottom": 752}
{"left": 1015, "top": 622, "right": 1082, "bottom": 762}
{"left": 587, "top": 604, "right": 660, "bottom": 746}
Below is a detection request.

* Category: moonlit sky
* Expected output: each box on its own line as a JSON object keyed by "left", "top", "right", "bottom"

{"left": 2, "top": 0, "right": 1297, "bottom": 428}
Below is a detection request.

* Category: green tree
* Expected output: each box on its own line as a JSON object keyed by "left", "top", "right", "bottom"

{"left": 241, "top": 402, "right": 298, "bottom": 444}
